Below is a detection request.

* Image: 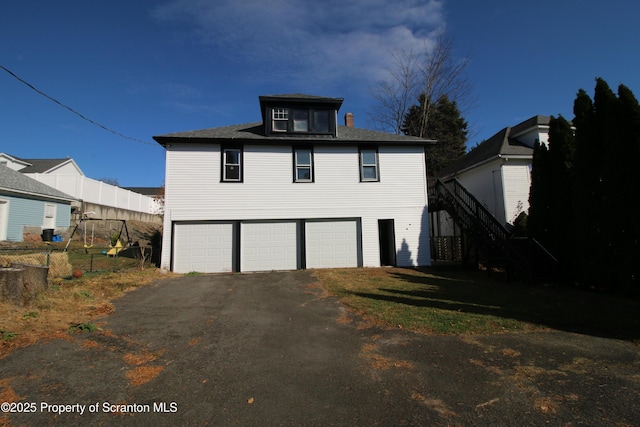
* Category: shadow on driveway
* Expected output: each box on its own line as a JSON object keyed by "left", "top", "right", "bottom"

{"left": 1, "top": 270, "right": 639, "bottom": 426}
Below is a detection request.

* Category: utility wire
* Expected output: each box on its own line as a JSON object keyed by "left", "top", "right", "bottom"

{"left": 1, "top": 65, "right": 157, "bottom": 146}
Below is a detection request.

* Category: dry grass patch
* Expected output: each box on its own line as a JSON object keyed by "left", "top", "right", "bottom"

{"left": 123, "top": 351, "right": 159, "bottom": 366}
{"left": 125, "top": 365, "right": 164, "bottom": 386}
{"left": 0, "top": 269, "right": 173, "bottom": 359}
{"left": 360, "top": 342, "right": 414, "bottom": 370}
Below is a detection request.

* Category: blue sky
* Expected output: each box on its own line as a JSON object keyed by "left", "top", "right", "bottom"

{"left": 2, "top": 0, "right": 639, "bottom": 187}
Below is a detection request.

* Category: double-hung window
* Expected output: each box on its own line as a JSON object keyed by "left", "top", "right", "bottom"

{"left": 222, "top": 147, "right": 242, "bottom": 182}
{"left": 272, "top": 108, "right": 288, "bottom": 132}
{"left": 294, "top": 148, "right": 313, "bottom": 182}
{"left": 359, "top": 148, "right": 379, "bottom": 182}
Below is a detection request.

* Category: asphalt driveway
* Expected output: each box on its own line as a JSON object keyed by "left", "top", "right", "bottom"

{"left": 1, "top": 270, "right": 639, "bottom": 426}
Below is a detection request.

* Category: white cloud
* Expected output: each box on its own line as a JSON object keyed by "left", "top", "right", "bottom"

{"left": 152, "top": 0, "right": 445, "bottom": 90}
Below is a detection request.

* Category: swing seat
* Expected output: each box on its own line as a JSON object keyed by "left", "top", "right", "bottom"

{"left": 107, "top": 240, "right": 123, "bottom": 256}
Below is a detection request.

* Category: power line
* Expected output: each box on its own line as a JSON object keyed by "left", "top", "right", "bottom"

{"left": 1, "top": 65, "right": 157, "bottom": 147}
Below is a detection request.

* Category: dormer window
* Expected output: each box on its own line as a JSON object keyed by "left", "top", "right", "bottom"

{"left": 260, "top": 94, "right": 343, "bottom": 136}
{"left": 268, "top": 107, "right": 334, "bottom": 135}
{"left": 272, "top": 108, "right": 288, "bottom": 132}
{"left": 313, "top": 110, "right": 329, "bottom": 133}
{"left": 293, "top": 110, "right": 309, "bottom": 132}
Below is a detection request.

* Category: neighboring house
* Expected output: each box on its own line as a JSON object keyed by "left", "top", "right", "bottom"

{"left": 0, "top": 165, "right": 76, "bottom": 241}
{"left": 153, "top": 94, "right": 433, "bottom": 273}
{"left": 0, "top": 153, "right": 160, "bottom": 219}
{"left": 438, "top": 115, "right": 550, "bottom": 229}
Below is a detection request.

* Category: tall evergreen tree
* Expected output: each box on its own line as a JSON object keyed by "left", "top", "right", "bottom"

{"left": 528, "top": 139, "right": 551, "bottom": 246}
{"left": 571, "top": 88, "right": 599, "bottom": 287}
{"left": 532, "top": 116, "right": 574, "bottom": 262}
{"left": 528, "top": 116, "right": 574, "bottom": 263}
{"left": 528, "top": 78, "right": 639, "bottom": 293}
{"left": 402, "top": 94, "right": 468, "bottom": 175}
{"left": 608, "top": 84, "right": 640, "bottom": 292}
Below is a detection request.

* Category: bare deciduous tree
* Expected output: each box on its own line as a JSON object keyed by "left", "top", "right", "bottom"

{"left": 369, "top": 34, "right": 473, "bottom": 136}
{"left": 369, "top": 47, "right": 421, "bottom": 135}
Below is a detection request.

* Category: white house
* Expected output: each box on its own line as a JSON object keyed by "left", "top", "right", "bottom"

{"left": 153, "top": 94, "right": 433, "bottom": 273}
{"left": 438, "top": 115, "right": 550, "bottom": 228}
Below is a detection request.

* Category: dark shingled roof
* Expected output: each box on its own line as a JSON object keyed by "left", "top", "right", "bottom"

{"left": 16, "top": 158, "right": 72, "bottom": 174}
{"left": 154, "top": 123, "right": 433, "bottom": 146}
{"left": 439, "top": 115, "right": 549, "bottom": 177}
{"left": 0, "top": 166, "right": 76, "bottom": 202}
{"left": 123, "top": 187, "right": 162, "bottom": 196}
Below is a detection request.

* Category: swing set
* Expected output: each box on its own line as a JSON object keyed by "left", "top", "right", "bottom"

{"left": 64, "top": 218, "right": 132, "bottom": 254}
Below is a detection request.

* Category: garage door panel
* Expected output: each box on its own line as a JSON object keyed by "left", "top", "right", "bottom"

{"left": 173, "top": 223, "right": 234, "bottom": 273}
{"left": 241, "top": 222, "right": 298, "bottom": 272}
{"left": 305, "top": 220, "right": 359, "bottom": 268}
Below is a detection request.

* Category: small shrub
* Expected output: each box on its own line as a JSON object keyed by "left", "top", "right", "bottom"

{"left": 110, "top": 233, "right": 121, "bottom": 247}
{"left": 0, "top": 330, "right": 17, "bottom": 341}
{"left": 69, "top": 323, "right": 97, "bottom": 334}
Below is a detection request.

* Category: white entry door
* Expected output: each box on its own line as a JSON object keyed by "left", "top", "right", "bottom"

{"left": 305, "top": 220, "right": 359, "bottom": 268}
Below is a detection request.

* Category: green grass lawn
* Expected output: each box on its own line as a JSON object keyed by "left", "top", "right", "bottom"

{"left": 58, "top": 241, "right": 150, "bottom": 272}
{"left": 315, "top": 266, "right": 640, "bottom": 343}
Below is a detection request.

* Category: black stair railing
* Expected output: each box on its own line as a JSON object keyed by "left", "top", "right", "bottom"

{"left": 429, "top": 177, "right": 532, "bottom": 281}
{"left": 449, "top": 179, "right": 510, "bottom": 242}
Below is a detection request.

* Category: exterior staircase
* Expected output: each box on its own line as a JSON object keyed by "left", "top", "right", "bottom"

{"left": 427, "top": 177, "right": 558, "bottom": 283}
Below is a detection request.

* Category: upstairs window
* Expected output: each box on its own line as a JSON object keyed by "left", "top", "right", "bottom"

{"left": 272, "top": 108, "right": 288, "bottom": 132}
{"left": 269, "top": 107, "right": 333, "bottom": 134}
{"left": 313, "top": 110, "right": 330, "bottom": 133}
{"left": 222, "top": 147, "right": 242, "bottom": 182}
{"left": 360, "top": 148, "right": 379, "bottom": 182}
{"left": 294, "top": 148, "right": 313, "bottom": 182}
{"left": 293, "top": 110, "right": 309, "bottom": 132}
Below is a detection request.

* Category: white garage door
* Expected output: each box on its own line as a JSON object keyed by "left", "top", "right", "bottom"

{"left": 173, "top": 222, "right": 234, "bottom": 273}
{"left": 241, "top": 221, "right": 298, "bottom": 272}
{"left": 305, "top": 220, "right": 359, "bottom": 268}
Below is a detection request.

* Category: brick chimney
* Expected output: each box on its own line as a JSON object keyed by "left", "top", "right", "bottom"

{"left": 344, "top": 112, "right": 354, "bottom": 127}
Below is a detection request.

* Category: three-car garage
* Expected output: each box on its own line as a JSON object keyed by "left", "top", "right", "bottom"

{"left": 172, "top": 219, "right": 361, "bottom": 273}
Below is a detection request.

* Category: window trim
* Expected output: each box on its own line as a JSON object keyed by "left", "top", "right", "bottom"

{"left": 293, "top": 147, "right": 314, "bottom": 183}
{"left": 221, "top": 146, "right": 243, "bottom": 182}
{"left": 272, "top": 108, "right": 288, "bottom": 132}
{"left": 359, "top": 147, "right": 379, "bottom": 182}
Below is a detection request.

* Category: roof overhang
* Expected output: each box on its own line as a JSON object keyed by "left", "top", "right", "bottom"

{"left": 0, "top": 187, "right": 76, "bottom": 203}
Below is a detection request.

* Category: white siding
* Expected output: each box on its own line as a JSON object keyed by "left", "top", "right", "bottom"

{"left": 512, "top": 128, "right": 549, "bottom": 148}
{"left": 162, "top": 144, "right": 430, "bottom": 270}
{"left": 501, "top": 162, "right": 531, "bottom": 224}
{"left": 457, "top": 158, "right": 506, "bottom": 224}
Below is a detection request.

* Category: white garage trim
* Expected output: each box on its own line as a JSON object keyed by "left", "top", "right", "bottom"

{"left": 241, "top": 221, "right": 299, "bottom": 272}
{"left": 173, "top": 222, "right": 235, "bottom": 273}
{"left": 305, "top": 219, "right": 361, "bottom": 268}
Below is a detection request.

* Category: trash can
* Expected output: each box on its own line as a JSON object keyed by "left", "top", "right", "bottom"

{"left": 41, "top": 228, "right": 54, "bottom": 242}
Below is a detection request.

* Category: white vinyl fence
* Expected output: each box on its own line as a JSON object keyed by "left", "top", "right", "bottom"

{"left": 27, "top": 174, "right": 161, "bottom": 214}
